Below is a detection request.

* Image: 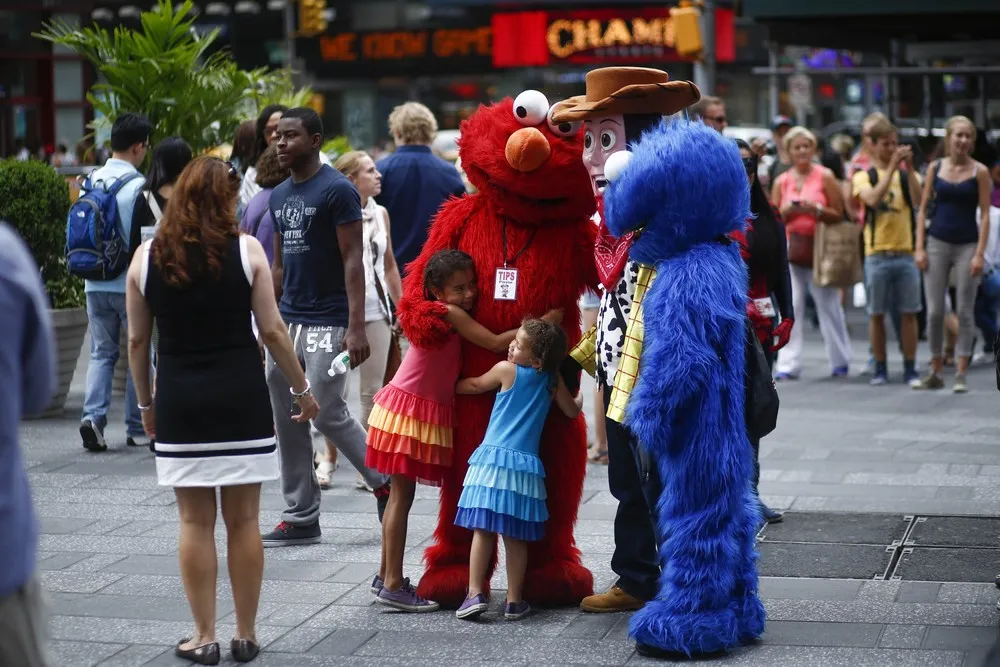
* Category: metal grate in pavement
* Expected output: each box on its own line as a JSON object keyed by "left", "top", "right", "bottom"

{"left": 890, "top": 546, "right": 1000, "bottom": 583}
{"left": 905, "top": 516, "right": 1000, "bottom": 549}
{"left": 757, "top": 512, "right": 1000, "bottom": 582}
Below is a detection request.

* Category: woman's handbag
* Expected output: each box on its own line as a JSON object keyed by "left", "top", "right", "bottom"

{"left": 371, "top": 239, "right": 402, "bottom": 385}
{"left": 813, "top": 220, "right": 863, "bottom": 288}
{"left": 745, "top": 320, "right": 779, "bottom": 440}
{"left": 786, "top": 231, "right": 814, "bottom": 268}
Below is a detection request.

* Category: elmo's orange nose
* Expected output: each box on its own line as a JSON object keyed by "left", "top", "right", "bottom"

{"left": 505, "top": 127, "right": 551, "bottom": 173}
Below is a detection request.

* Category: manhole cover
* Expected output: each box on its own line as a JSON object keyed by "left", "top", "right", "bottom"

{"left": 891, "top": 547, "right": 1000, "bottom": 582}
{"left": 758, "top": 542, "right": 893, "bottom": 579}
{"left": 761, "top": 512, "right": 910, "bottom": 545}
{"left": 906, "top": 516, "right": 1000, "bottom": 548}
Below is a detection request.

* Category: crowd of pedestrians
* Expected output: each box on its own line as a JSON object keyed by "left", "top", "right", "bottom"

{"left": 4, "top": 90, "right": 1000, "bottom": 665}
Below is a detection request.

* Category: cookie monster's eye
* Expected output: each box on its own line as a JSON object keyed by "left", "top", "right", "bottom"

{"left": 600, "top": 129, "right": 618, "bottom": 150}
{"left": 512, "top": 90, "right": 549, "bottom": 127}
{"left": 546, "top": 108, "right": 580, "bottom": 137}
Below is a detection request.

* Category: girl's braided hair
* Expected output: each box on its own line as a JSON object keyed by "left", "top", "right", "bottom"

{"left": 424, "top": 249, "right": 475, "bottom": 300}
{"left": 520, "top": 318, "right": 567, "bottom": 375}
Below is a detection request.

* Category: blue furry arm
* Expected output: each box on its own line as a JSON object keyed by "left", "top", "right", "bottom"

{"left": 624, "top": 262, "right": 716, "bottom": 449}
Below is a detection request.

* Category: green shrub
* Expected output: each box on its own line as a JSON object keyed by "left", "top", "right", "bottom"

{"left": 0, "top": 159, "right": 83, "bottom": 309}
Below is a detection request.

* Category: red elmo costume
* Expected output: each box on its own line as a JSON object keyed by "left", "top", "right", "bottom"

{"left": 399, "top": 96, "right": 599, "bottom": 607}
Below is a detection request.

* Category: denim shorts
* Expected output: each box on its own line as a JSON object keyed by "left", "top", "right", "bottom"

{"left": 865, "top": 252, "right": 922, "bottom": 316}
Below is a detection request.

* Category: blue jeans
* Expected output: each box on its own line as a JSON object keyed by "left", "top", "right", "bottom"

{"left": 82, "top": 292, "right": 143, "bottom": 436}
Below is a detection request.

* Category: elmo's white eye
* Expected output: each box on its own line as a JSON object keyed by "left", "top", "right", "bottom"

{"left": 512, "top": 90, "right": 549, "bottom": 126}
{"left": 547, "top": 109, "right": 580, "bottom": 137}
{"left": 604, "top": 150, "right": 632, "bottom": 183}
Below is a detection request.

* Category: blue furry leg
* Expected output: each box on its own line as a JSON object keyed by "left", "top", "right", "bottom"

{"left": 734, "top": 488, "right": 767, "bottom": 642}
{"left": 630, "top": 601, "right": 739, "bottom": 657}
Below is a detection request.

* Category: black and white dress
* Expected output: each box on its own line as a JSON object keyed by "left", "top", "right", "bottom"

{"left": 141, "top": 235, "right": 278, "bottom": 487}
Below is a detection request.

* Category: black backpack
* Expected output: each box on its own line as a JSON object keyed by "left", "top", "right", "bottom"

{"left": 745, "top": 320, "right": 779, "bottom": 440}
{"left": 865, "top": 166, "right": 917, "bottom": 251}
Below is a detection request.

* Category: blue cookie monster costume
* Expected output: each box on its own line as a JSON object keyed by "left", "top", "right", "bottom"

{"left": 603, "top": 120, "right": 766, "bottom": 657}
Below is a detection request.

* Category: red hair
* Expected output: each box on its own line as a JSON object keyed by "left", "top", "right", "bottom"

{"left": 152, "top": 157, "right": 240, "bottom": 287}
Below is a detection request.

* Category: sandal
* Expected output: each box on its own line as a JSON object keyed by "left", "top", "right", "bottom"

{"left": 587, "top": 444, "right": 609, "bottom": 465}
{"left": 316, "top": 459, "right": 338, "bottom": 490}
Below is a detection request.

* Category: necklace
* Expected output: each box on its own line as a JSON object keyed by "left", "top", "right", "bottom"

{"left": 501, "top": 219, "right": 538, "bottom": 268}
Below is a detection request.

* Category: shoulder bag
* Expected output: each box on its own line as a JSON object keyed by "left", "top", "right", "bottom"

{"left": 371, "top": 225, "right": 402, "bottom": 385}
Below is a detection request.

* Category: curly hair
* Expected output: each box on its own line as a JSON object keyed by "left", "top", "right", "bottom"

{"left": 388, "top": 102, "right": 438, "bottom": 146}
{"left": 423, "top": 249, "right": 474, "bottom": 300}
{"left": 152, "top": 157, "right": 240, "bottom": 288}
{"left": 254, "top": 145, "right": 289, "bottom": 189}
{"left": 520, "top": 318, "right": 567, "bottom": 375}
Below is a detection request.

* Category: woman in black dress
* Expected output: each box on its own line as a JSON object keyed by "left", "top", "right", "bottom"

{"left": 126, "top": 157, "right": 318, "bottom": 665}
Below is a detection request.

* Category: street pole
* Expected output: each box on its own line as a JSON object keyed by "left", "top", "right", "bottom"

{"left": 768, "top": 43, "right": 779, "bottom": 121}
{"left": 693, "top": 0, "right": 715, "bottom": 95}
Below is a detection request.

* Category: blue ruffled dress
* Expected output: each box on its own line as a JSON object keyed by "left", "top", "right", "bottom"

{"left": 455, "top": 364, "right": 553, "bottom": 541}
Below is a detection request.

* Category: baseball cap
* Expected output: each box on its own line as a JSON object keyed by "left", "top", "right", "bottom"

{"left": 771, "top": 115, "right": 793, "bottom": 130}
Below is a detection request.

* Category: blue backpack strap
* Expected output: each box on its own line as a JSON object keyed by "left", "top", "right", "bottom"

{"left": 106, "top": 172, "right": 141, "bottom": 197}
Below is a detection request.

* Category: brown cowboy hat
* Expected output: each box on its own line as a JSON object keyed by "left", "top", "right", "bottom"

{"left": 550, "top": 67, "right": 701, "bottom": 123}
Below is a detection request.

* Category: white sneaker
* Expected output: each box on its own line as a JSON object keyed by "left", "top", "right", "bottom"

{"left": 355, "top": 473, "right": 374, "bottom": 492}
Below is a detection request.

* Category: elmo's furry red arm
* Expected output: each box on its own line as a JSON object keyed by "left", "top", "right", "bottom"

{"left": 398, "top": 195, "right": 473, "bottom": 349}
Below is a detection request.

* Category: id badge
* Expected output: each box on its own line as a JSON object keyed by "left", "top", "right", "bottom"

{"left": 495, "top": 267, "right": 518, "bottom": 301}
{"left": 753, "top": 297, "right": 776, "bottom": 318}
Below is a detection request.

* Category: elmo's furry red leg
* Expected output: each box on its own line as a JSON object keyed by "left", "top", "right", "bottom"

{"left": 522, "top": 414, "right": 594, "bottom": 606}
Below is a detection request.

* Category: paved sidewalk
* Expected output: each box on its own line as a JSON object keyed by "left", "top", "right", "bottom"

{"left": 17, "top": 322, "right": 1000, "bottom": 666}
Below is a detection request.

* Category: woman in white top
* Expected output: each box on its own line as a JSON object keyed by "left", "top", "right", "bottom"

{"left": 314, "top": 151, "right": 404, "bottom": 489}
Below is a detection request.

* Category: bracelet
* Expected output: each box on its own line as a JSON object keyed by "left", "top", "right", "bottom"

{"left": 289, "top": 379, "right": 311, "bottom": 399}
{"left": 138, "top": 400, "right": 153, "bottom": 412}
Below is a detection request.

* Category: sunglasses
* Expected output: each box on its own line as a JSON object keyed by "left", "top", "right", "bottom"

{"left": 213, "top": 157, "right": 239, "bottom": 179}
{"left": 742, "top": 156, "right": 757, "bottom": 173}
{"left": 708, "top": 115, "right": 727, "bottom": 124}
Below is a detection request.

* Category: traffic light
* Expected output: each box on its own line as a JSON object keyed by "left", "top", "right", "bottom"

{"left": 670, "top": 1, "right": 703, "bottom": 59}
{"left": 299, "top": 0, "right": 327, "bottom": 38}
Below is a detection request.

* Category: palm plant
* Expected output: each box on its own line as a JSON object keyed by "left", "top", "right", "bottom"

{"left": 35, "top": 0, "right": 268, "bottom": 154}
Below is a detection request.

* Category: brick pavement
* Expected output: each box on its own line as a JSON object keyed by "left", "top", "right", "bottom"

{"left": 17, "top": 320, "right": 1000, "bottom": 666}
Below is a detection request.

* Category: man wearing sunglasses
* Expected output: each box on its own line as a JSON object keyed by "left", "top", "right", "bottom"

{"left": 690, "top": 95, "right": 727, "bottom": 133}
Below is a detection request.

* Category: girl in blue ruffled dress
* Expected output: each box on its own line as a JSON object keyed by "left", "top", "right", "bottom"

{"left": 453, "top": 318, "right": 582, "bottom": 621}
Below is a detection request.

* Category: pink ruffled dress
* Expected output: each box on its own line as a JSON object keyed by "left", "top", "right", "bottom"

{"left": 365, "top": 333, "right": 462, "bottom": 485}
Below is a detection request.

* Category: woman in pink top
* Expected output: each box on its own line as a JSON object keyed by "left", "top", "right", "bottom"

{"left": 770, "top": 126, "right": 850, "bottom": 379}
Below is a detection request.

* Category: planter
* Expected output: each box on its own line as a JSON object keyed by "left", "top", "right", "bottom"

{"left": 26, "top": 307, "right": 88, "bottom": 419}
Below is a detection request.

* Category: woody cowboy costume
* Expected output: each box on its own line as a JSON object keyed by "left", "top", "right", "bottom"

{"left": 552, "top": 67, "right": 700, "bottom": 613}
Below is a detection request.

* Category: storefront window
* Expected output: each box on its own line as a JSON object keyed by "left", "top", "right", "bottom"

{"left": 0, "top": 11, "right": 43, "bottom": 52}
{"left": 54, "top": 61, "right": 84, "bottom": 103}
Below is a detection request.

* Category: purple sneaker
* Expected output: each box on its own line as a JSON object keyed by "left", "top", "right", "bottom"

{"left": 455, "top": 593, "right": 489, "bottom": 620}
{"left": 504, "top": 599, "right": 531, "bottom": 620}
{"left": 831, "top": 365, "right": 849, "bottom": 378}
{"left": 376, "top": 580, "right": 440, "bottom": 612}
{"left": 370, "top": 575, "right": 384, "bottom": 596}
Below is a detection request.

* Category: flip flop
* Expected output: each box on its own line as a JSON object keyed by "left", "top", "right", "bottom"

{"left": 316, "top": 460, "right": 338, "bottom": 489}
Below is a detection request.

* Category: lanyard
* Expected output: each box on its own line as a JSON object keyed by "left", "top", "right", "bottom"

{"left": 501, "top": 219, "right": 538, "bottom": 268}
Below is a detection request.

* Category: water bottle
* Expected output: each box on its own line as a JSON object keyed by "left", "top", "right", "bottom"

{"left": 327, "top": 351, "right": 352, "bottom": 377}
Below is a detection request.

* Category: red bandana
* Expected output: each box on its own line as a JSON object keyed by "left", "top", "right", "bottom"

{"left": 593, "top": 197, "right": 634, "bottom": 291}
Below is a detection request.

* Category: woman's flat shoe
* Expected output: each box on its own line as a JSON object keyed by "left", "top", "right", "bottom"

{"left": 175, "top": 639, "right": 220, "bottom": 665}
{"left": 231, "top": 638, "right": 261, "bottom": 663}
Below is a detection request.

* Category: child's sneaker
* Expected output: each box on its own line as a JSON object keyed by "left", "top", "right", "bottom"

{"left": 455, "top": 593, "right": 488, "bottom": 620}
{"left": 504, "top": 600, "right": 532, "bottom": 620}
{"left": 370, "top": 575, "right": 384, "bottom": 596}
{"left": 376, "top": 580, "right": 440, "bottom": 613}
{"left": 953, "top": 374, "right": 969, "bottom": 394}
